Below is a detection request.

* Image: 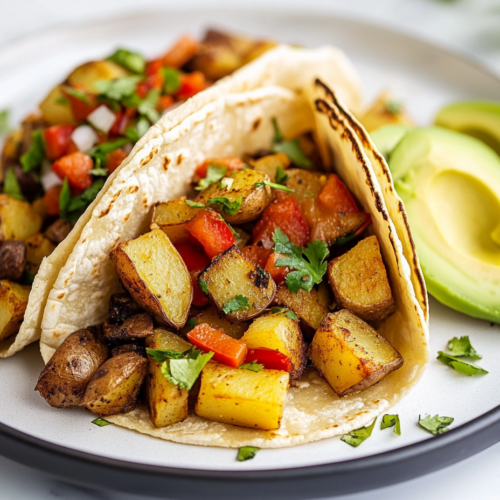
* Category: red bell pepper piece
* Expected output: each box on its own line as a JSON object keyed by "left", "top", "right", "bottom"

{"left": 62, "top": 86, "right": 98, "bottom": 122}
{"left": 253, "top": 194, "right": 310, "bottom": 249}
{"left": 245, "top": 348, "right": 293, "bottom": 372}
{"left": 264, "top": 252, "right": 289, "bottom": 285}
{"left": 43, "top": 125, "right": 77, "bottom": 160}
{"left": 185, "top": 210, "right": 235, "bottom": 259}
{"left": 194, "top": 157, "right": 245, "bottom": 180}
{"left": 43, "top": 184, "right": 62, "bottom": 216}
{"left": 318, "top": 174, "right": 359, "bottom": 213}
{"left": 241, "top": 245, "right": 272, "bottom": 269}
{"left": 145, "top": 58, "right": 163, "bottom": 77}
{"left": 187, "top": 323, "right": 247, "bottom": 368}
{"left": 158, "top": 95, "right": 175, "bottom": 112}
{"left": 178, "top": 71, "right": 207, "bottom": 100}
{"left": 161, "top": 35, "right": 200, "bottom": 68}
{"left": 52, "top": 152, "right": 93, "bottom": 190}
{"left": 175, "top": 242, "right": 210, "bottom": 271}
{"left": 106, "top": 149, "right": 127, "bottom": 174}
{"left": 190, "top": 268, "right": 209, "bottom": 307}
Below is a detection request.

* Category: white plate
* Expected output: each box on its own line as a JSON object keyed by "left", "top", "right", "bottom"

{"left": 1, "top": 8, "right": 499, "bottom": 474}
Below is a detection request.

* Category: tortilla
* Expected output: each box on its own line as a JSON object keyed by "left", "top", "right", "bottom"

{"left": 1, "top": 45, "right": 362, "bottom": 358}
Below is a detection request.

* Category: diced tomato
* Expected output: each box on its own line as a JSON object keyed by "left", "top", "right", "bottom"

{"left": 52, "top": 152, "right": 93, "bottom": 190}
{"left": 190, "top": 268, "right": 209, "bottom": 307}
{"left": 161, "top": 35, "right": 200, "bottom": 68}
{"left": 145, "top": 58, "right": 163, "bottom": 77}
{"left": 43, "top": 125, "right": 77, "bottom": 160}
{"left": 158, "top": 95, "right": 175, "bottom": 112}
{"left": 185, "top": 210, "right": 235, "bottom": 259}
{"left": 245, "top": 348, "right": 293, "bottom": 372}
{"left": 187, "top": 323, "right": 247, "bottom": 368}
{"left": 253, "top": 195, "right": 310, "bottom": 249}
{"left": 135, "top": 81, "right": 150, "bottom": 99}
{"left": 241, "top": 245, "right": 272, "bottom": 269}
{"left": 175, "top": 242, "right": 210, "bottom": 271}
{"left": 265, "top": 252, "right": 289, "bottom": 285}
{"left": 106, "top": 149, "right": 128, "bottom": 174}
{"left": 194, "top": 157, "right": 245, "bottom": 180}
{"left": 177, "top": 71, "right": 207, "bottom": 100}
{"left": 43, "top": 184, "right": 62, "bottom": 216}
{"left": 63, "top": 86, "right": 98, "bottom": 122}
{"left": 318, "top": 174, "right": 359, "bottom": 214}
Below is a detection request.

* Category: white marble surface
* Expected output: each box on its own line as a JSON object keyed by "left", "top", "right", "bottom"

{"left": 1, "top": 0, "right": 500, "bottom": 498}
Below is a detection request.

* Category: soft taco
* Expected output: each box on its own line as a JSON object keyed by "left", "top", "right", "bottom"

{"left": 33, "top": 46, "right": 428, "bottom": 448}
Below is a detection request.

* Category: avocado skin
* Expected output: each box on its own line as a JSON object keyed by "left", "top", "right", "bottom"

{"left": 370, "top": 124, "right": 414, "bottom": 161}
{"left": 435, "top": 100, "right": 500, "bottom": 155}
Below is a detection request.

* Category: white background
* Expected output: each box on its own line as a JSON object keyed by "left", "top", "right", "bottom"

{"left": 1, "top": 0, "right": 500, "bottom": 499}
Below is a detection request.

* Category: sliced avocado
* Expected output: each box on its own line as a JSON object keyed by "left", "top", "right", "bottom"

{"left": 435, "top": 101, "right": 500, "bottom": 155}
{"left": 370, "top": 124, "right": 414, "bottom": 161}
{"left": 389, "top": 127, "right": 500, "bottom": 322}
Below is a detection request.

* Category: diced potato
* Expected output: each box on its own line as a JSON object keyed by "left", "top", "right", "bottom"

{"left": 195, "top": 363, "right": 289, "bottom": 430}
{"left": 359, "top": 91, "right": 414, "bottom": 132}
{"left": 0, "top": 280, "right": 31, "bottom": 342}
{"left": 44, "top": 219, "right": 72, "bottom": 245}
{"left": 0, "top": 194, "right": 42, "bottom": 242}
{"left": 39, "top": 85, "right": 76, "bottom": 125}
{"left": 25, "top": 233, "right": 56, "bottom": 274}
{"left": 194, "top": 169, "right": 273, "bottom": 224}
{"left": 186, "top": 304, "right": 249, "bottom": 339}
{"left": 152, "top": 198, "right": 201, "bottom": 244}
{"left": 327, "top": 236, "right": 395, "bottom": 322}
{"left": 285, "top": 169, "right": 327, "bottom": 202}
{"left": 242, "top": 310, "right": 307, "bottom": 380}
{"left": 82, "top": 352, "right": 148, "bottom": 416}
{"left": 31, "top": 198, "right": 47, "bottom": 221}
{"left": 146, "top": 328, "right": 192, "bottom": 427}
{"left": 68, "top": 60, "right": 130, "bottom": 94}
{"left": 309, "top": 309, "right": 403, "bottom": 397}
{"left": 0, "top": 241, "right": 26, "bottom": 281}
{"left": 251, "top": 153, "right": 290, "bottom": 181}
{"left": 278, "top": 282, "right": 331, "bottom": 338}
{"left": 199, "top": 245, "right": 276, "bottom": 321}
{"left": 110, "top": 229, "right": 192, "bottom": 329}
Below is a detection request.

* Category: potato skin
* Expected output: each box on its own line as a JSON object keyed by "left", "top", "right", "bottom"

{"left": 35, "top": 328, "right": 109, "bottom": 408}
{"left": 108, "top": 293, "right": 143, "bottom": 324}
{"left": 111, "top": 344, "right": 146, "bottom": 358}
{"left": 82, "top": 352, "right": 147, "bottom": 416}
{"left": 0, "top": 280, "right": 31, "bottom": 342}
{"left": 152, "top": 198, "right": 201, "bottom": 245}
{"left": 0, "top": 241, "right": 26, "bottom": 281}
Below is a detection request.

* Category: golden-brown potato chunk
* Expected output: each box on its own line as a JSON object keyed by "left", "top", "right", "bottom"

{"left": 185, "top": 304, "right": 249, "bottom": 339}
{"left": 251, "top": 153, "right": 290, "bottom": 181}
{"left": 195, "top": 363, "right": 289, "bottom": 430}
{"left": 39, "top": 85, "right": 76, "bottom": 125}
{"left": 68, "top": 60, "right": 130, "bottom": 93}
{"left": 152, "top": 198, "right": 201, "bottom": 245}
{"left": 103, "top": 313, "right": 154, "bottom": 343}
{"left": 243, "top": 310, "right": 307, "bottom": 381}
{"left": 82, "top": 352, "right": 147, "bottom": 416}
{"left": 0, "top": 280, "right": 31, "bottom": 342}
{"left": 110, "top": 229, "right": 192, "bottom": 329}
{"left": 35, "top": 328, "right": 109, "bottom": 407}
{"left": 309, "top": 309, "right": 403, "bottom": 397}
{"left": 146, "top": 329, "right": 192, "bottom": 427}
{"left": 359, "top": 91, "right": 414, "bottom": 132}
{"left": 199, "top": 245, "right": 276, "bottom": 321}
{"left": 194, "top": 169, "right": 273, "bottom": 224}
{"left": 0, "top": 194, "right": 42, "bottom": 242}
{"left": 25, "top": 233, "right": 56, "bottom": 274}
{"left": 327, "top": 235, "right": 395, "bottom": 322}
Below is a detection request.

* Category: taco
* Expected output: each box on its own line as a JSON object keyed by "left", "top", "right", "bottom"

{"left": 33, "top": 45, "right": 428, "bottom": 448}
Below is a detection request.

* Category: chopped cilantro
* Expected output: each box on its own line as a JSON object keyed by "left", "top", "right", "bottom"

{"left": 0, "top": 109, "right": 10, "bottom": 135}
{"left": 271, "top": 118, "right": 312, "bottom": 168}
{"left": 273, "top": 228, "right": 328, "bottom": 293}
{"left": 138, "top": 89, "right": 160, "bottom": 123}
{"left": 161, "top": 350, "right": 214, "bottom": 390}
{"left": 92, "top": 418, "right": 111, "bottom": 427}
{"left": 89, "top": 167, "right": 108, "bottom": 177}
{"left": 146, "top": 348, "right": 186, "bottom": 362}
{"left": 239, "top": 360, "right": 264, "bottom": 372}
{"left": 207, "top": 196, "right": 242, "bottom": 216}
{"left": 20, "top": 129, "right": 45, "bottom": 173}
{"left": 270, "top": 307, "right": 299, "bottom": 321}
{"left": 341, "top": 418, "right": 377, "bottom": 447}
{"left": 380, "top": 414, "right": 401, "bottom": 436}
{"left": 161, "top": 67, "right": 181, "bottom": 94}
{"left": 195, "top": 164, "right": 227, "bottom": 191}
{"left": 3, "top": 167, "right": 25, "bottom": 200}
{"left": 87, "top": 138, "right": 129, "bottom": 166}
{"left": 107, "top": 48, "right": 146, "bottom": 74}
{"left": 385, "top": 100, "right": 402, "bottom": 115}
{"left": 437, "top": 352, "right": 488, "bottom": 376}
{"left": 275, "top": 166, "right": 289, "bottom": 185}
{"left": 222, "top": 295, "right": 250, "bottom": 314}
{"left": 185, "top": 200, "right": 206, "bottom": 209}
{"left": 56, "top": 96, "right": 69, "bottom": 106}
{"left": 237, "top": 446, "right": 260, "bottom": 461}
{"left": 254, "top": 179, "right": 294, "bottom": 192}
{"left": 199, "top": 278, "right": 208, "bottom": 294}
{"left": 94, "top": 76, "right": 142, "bottom": 101}
{"left": 271, "top": 117, "right": 283, "bottom": 143}
{"left": 447, "top": 336, "right": 482, "bottom": 359}
{"left": 186, "top": 318, "right": 197, "bottom": 331}
{"left": 60, "top": 177, "right": 106, "bottom": 224}
{"left": 62, "top": 86, "right": 92, "bottom": 106}
{"left": 418, "top": 414, "right": 454, "bottom": 435}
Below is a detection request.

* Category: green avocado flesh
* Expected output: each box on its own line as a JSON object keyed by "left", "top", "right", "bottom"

{"left": 435, "top": 101, "right": 500, "bottom": 155}
{"left": 389, "top": 127, "right": 500, "bottom": 322}
{"left": 370, "top": 124, "right": 414, "bottom": 161}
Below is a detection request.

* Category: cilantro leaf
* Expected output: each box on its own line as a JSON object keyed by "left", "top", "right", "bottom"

{"left": 59, "top": 177, "right": 71, "bottom": 215}
{"left": 447, "top": 336, "right": 482, "bottom": 359}
{"left": 239, "top": 360, "right": 264, "bottom": 372}
{"left": 198, "top": 278, "right": 208, "bottom": 294}
{"left": 272, "top": 139, "right": 312, "bottom": 168}
{"left": 385, "top": 100, "right": 402, "bottom": 115}
{"left": 185, "top": 200, "right": 206, "bottom": 209}
{"left": 270, "top": 307, "right": 298, "bottom": 321}
{"left": 146, "top": 348, "right": 185, "bottom": 362}
{"left": 437, "top": 352, "right": 488, "bottom": 376}
{"left": 273, "top": 229, "right": 328, "bottom": 293}
{"left": 138, "top": 89, "right": 160, "bottom": 123}
{"left": 92, "top": 418, "right": 111, "bottom": 427}
{"left": 94, "top": 76, "right": 142, "bottom": 101}
{"left": 418, "top": 414, "right": 454, "bottom": 435}
{"left": 207, "top": 196, "right": 242, "bottom": 216}
{"left": 275, "top": 166, "right": 289, "bottom": 185}
{"left": 237, "top": 446, "right": 260, "bottom": 461}
{"left": 21, "top": 269, "right": 35, "bottom": 285}
{"left": 380, "top": 414, "right": 401, "bottom": 436}
{"left": 161, "top": 351, "right": 214, "bottom": 390}
{"left": 271, "top": 117, "right": 283, "bottom": 143}
{"left": 254, "top": 179, "right": 294, "bottom": 193}
{"left": 87, "top": 138, "right": 129, "bottom": 165}
{"left": 3, "top": 167, "right": 25, "bottom": 201}
{"left": 89, "top": 168, "right": 108, "bottom": 177}
{"left": 223, "top": 295, "right": 250, "bottom": 314}
{"left": 62, "top": 86, "right": 92, "bottom": 106}
{"left": 60, "top": 178, "right": 105, "bottom": 224}
{"left": 161, "top": 67, "right": 181, "bottom": 94}
{"left": 56, "top": 96, "right": 69, "bottom": 106}
{"left": 186, "top": 318, "right": 197, "bottom": 331}
{"left": 125, "top": 117, "right": 150, "bottom": 143}
{"left": 0, "top": 109, "right": 10, "bottom": 135}
{"left": 341, "top": 418, "right": 377, "bottom": 447}
{"left": 20, "top": 129, "right": 45, "bottom": 173}
{"left": 195, "top": 164, "right": 227, "bottom": 191}
{"left": 107, "top": 48, "right": 146, "bottom": 74}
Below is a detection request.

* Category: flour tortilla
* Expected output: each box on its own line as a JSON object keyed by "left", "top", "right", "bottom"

{"left": 1, "top": 45, "right": 362, "bottom": 358}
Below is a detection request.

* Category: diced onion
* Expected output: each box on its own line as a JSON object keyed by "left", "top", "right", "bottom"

{"left": 41, "top": 160, "right": 62, "bottom": 190}
{"left": 87, "top": 105, "right": 116, "bottom": 134}
{"left": 71, "top": 125, "right": 98, "bottom": 152}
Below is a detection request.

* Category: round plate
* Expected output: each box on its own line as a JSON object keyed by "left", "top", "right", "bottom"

{"left": 1, "top": 8, "right": 500, "bottom": 499}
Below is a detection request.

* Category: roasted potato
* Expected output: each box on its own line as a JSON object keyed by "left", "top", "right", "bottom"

{"left": 35, "top": 328, "right": 109, "bottom": 407}
{"left": 110, "top": 229, "right": 192, "bottom": 329}
{"left": 233, "top": 226, "right": 250, "bottom": 250}
{"left": 185, "top": 304, "right": 249, "bottom": 339}
{"left": 68, "top": 60, "right": 130, "bottom": 94}
{"left": 0, "top": 280, "right": 31, "bottom": 342}
{"left": 195, "top": 362, "right": 289, "bottom": 430}
{"left": 108, "top": 293, "right": 143, "bottom": 324}
{"left": 39, "top": 85, "right": 75, "bottom": 125}
{"left": 199, "top": 245, "right": 276, "bottom": 321}
{"left": 309, "top": 310, "right": 403, "bottom": 397}
{"left": 251, "top": 153, "right": 290, "bottom": 181}
{"left": 25, "top": 233, "right": 56, "bottom": 274}
{"left": 111, "top": 344, "right": 146, "bottom": 357}
{"left": 242, "top": 310, "right": 307, "bottom": 381}
{"left": 152, "top": 198, "right": 201, "bottom": 244}
{"left": 327, "top": 236, "right": 395, "bottom": 322}
{"left": 146, "top": 328, "right": 192, "bottom": 427}
{"left": 0, "top": 241, "right": 26, "bottom": 280}
{"left": 45, "top": 219, "right": 72, "bottom": 245}
{"left": 31, "top": 197, "right": 47, "bottom": 221}
{"left": 0, "top": 194, "right": 42, "bottom": 242}
{"left": 103, "top": 313, "right": 154, "bottom": 343}
{"left": 82, "top": 352, "right": 147, "bottom": 416}
{"left": 194, "top": 169, "right": 273, "bottom": 224}
{"left": 277, "top": 282, "right": 332, "bottom": 339}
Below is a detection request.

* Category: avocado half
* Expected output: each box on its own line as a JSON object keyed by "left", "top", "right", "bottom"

{"left": 370, "top": 124, "right": 414, "bottom": 161}
{"left": 389, "top": 126, "right": 500, "bottom": 322}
